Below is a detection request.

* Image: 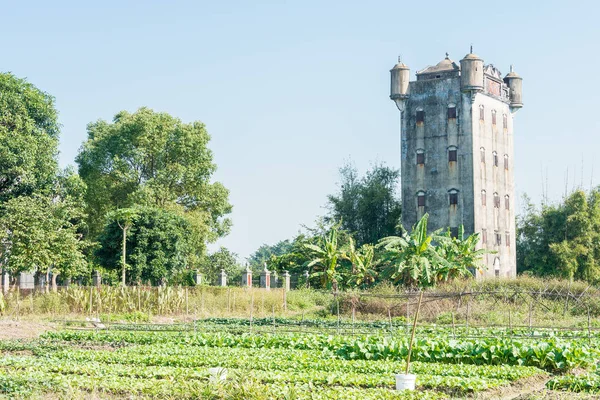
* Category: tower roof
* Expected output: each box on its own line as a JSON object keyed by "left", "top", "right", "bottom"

{"left": 504, "top": 65, "right": 522, "bottom": 79}
{"left": 461, "top": 45, "right": 483, "bottom": 61}
{"left": 416, "top": 53, "right": 460, "bottom": 76}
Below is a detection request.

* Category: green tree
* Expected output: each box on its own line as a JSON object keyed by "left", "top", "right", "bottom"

{"left": 0, "top": 193, "right": 87, "bottom": 286}
{"left": 95, "top": 207, "right": 192, "bottom": 285}
{"left": 0, "top": 73, "right": 59, "bottom": 203}
{"left": 327, "top": 162, "right": 401, "bottom": 246}
{"left": 200, "top": 247, "right": 241, "bottom": 285}
{"left": 517, "top": 189, "right": 600, "bottom": 283}
{"left": 76, "top": 108, "right": 232, "bottom": 262}
{"left": 248, "top": 240, "right": 293, "bottom": 272}
{"left": 345, "top": 238, "right": 377, "bottom": 288}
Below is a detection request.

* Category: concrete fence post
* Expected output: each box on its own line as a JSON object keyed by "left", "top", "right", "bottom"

{"left": 260, "top": 267, "right": 271, "bottom": 290}
{"left": 194, "top": 270, "right": 204, "bottom": 286}
{"left": 242, "top": 266, "right": 252, "bottom": 288}
{"left": 219, "top": 269, "right": 227, "bottom": 287}
{"left": 92, "top": 270, "right": 102, "bottom": 287}
{"left": 283, "top": 270, "right": 291, "bottom": 292}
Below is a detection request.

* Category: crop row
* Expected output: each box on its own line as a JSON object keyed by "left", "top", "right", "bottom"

{"left": 42, "top": 330, "right": 597, "bottom": 371}
{"left": 0, "top": 367, "right": 446, "bottom": 400}
{"left": 36, "top": 343, "right": 542, "bottom": 381}
{"left": 546, "top": 372, "right": 600, "bottom": 394}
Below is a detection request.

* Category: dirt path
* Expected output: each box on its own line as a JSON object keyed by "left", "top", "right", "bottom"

{"left": 0, "top": 319, "right": 54, "bottom": 340}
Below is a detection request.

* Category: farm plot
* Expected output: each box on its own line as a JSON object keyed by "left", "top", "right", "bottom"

{"left": 0, "top": 328, "right": 569, "bottom": 399}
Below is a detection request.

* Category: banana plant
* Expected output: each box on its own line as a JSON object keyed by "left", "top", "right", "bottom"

{"left": 434, "top": 226, "right": 490, "bottom": 281}
{"left": 304, "top": 222, "right": 348, "bottom": 291}
{"left": 345, "top": 238, "right": 377, "bottom": 289}
{"left": 377, "top": 213, "right": 448, "bottom": 288}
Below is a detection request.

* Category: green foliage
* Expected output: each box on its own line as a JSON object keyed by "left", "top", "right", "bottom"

{"left": 305, "top": 222, "right": 348, "bottom": 290}
{"left": 378, "top": 214, "right": 447, "bottom": 287}
{"left": 434, "top": 226, "right": 488, "bottom": 281}
{"left": 517, "top": 189, "right": 600, "bottom": 283}
{"left": 76, "top": 107, "right": 232, "bottom": 262}
{"left": 0, "top": 72, "right": 59, "bottom": 202}
{"left": 0, "top": 192, "right": 88, "bottom": 278}
{"left": 327, "top": 162, "right": 402, "bottom": 246}
{"left": 200, "top": 247, "right": 242, "bottom": 285}
{"left": 96, "top": 207, "right": 192, "bottom": 285}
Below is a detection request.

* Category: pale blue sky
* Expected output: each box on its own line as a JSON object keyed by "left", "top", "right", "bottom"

{"left": 3, "top": 0, "right": 599, "bottom": 259}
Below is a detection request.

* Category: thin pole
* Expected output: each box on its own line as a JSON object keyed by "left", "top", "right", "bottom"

{"left": 405, "top": 291, "right": 423, "bottom": 375}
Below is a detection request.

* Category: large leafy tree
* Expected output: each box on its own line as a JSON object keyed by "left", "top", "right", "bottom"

{"left": 327, "top": 162, "right": 402, "bottom": 246}
{"left": 517, "top": 189, "right": 600, "bottom": 283}
{"left": 95, "top": 207, "right": 192, "bottom": 285}
{"left": 0, "top": 73, "right": 59, "bottom": 202}
{"left": 76, "top": 107, "right": 232, "bottom": 262}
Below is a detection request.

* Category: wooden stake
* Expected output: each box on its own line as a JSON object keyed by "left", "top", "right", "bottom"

{"left": 405, "top": 291, "right": 424, "bottom": 375}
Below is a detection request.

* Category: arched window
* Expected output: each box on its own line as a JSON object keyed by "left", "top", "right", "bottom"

{"left": 447, "top": 103, "right": 457, "bottom": 119}
{"left": 492, "top": 110, "right": 497, "bottom": 125}
{"left": 480, "top": 147, "right": 485, "bottom": 163}
{"left": 505, "top": 195, "right": 510, "bottom": 210}
{"left": 482, "top": 229, "right": 487, "bottom": 244}
{"left": 416, "top": 108, "right": 425, "bottom": 124}
{"left": 416, "top": 149, "right": 425, "bottom": 165}
{"left": 448, "top": 189, "right": 459, "bottom": 205}
{"left": 417, "top": 191, "right": 426, "bottom": 207}
{"left": 504, "top": 154, "right": 509, "bottom": 170}
{"left": 481, "top": 190, "right": 487, "bottom": 206}
{"left": 479, "top": 105, "right": 485, "bottom": 121}
{"left": 503, "top": 114, "right": 508, "bottom": 130}
{"left": 493, "top": 257, "right": 501, "bottom": 277}
{"left": 505, "top": 231, "right": 510, "bottom": 247}
{"left": 492, "top": 151, "right": 498, "bottom": 167}
{"left": 448, "top": 146, "right": 458, "bottom": 162}
{"left": 493, "top": 192, "right": 500, "bottom": 208}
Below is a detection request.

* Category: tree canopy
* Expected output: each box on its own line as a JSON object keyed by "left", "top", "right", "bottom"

{"left": 0, "top": 73, "right": 59, "bottom": 202}
{"left": 76, "top": 107, "right": 232, "bottom": 263}
{"left": 327, "top": 162, "right": 402, "bottom": 246}
{"left": 517, "top": 189, "right": 600, "bottom": 283}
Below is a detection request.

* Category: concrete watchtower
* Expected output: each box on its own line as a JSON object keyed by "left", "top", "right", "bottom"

{"left": 389, "top": 49, "right": 523, "bottom": 279}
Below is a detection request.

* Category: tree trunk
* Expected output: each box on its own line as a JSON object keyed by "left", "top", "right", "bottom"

{"left": 121, "top": 226, "right": 128, "bottom": 286}
{"left": 52, "top": 273, "right": 58, "bottom": 292}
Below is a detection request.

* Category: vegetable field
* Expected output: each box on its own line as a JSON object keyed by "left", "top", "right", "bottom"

{"left": 2, "top": 318, "right": 598, "bottom": 399}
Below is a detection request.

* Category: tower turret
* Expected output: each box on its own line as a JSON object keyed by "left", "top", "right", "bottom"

{"left": 390, "top": 57, "right": 410, "bottom": 111}
{"left": 504, "top": 65, "right": 523, "bottom": 110}
{"left": 460, "top": 47, "right": 484, "bottom": 92}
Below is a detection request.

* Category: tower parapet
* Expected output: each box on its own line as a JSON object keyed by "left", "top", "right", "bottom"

{"left": 504, "top": 66, "right": 523, "bottom": 111}
{"left": 460, "top": 49, "right": 484, "bottom": 92}
{"left": 390, "top": 57, "right": 410, "bottom": 110}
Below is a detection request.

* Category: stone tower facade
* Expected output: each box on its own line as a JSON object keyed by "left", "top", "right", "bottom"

{"left": 389, "top": 51, "right": 523, "bottom": 278}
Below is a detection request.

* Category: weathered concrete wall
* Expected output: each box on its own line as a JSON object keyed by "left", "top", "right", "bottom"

{"left": 400, "top": 73, "right": 517, "bottom": 278}
{"left": 401, "top": 75, "right": 474, "bottom": 235}
{"left": 471, "top": 93, "right": 516, "bottom": 278}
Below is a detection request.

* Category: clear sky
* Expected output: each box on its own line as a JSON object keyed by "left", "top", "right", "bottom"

{"left": 3, "top": 0, "right": 599, "bottom": 259}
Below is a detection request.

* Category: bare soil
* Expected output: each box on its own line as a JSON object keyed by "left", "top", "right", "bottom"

{"left": 0, "top": 319, "right": 54, "bottom": 340}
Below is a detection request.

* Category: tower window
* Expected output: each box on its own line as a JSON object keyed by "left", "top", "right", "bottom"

{"left": 450, "top": 227, "right": 459, "bottom": 238}
{"left": 448, "top": 106, "right": 457, "bottom": 119}
{"left": 416, "top": 150, "right": 425, "bottom": 165}
{"left": 503, "top": 114, "right": 508, "bottom": 130}
{"left": 449, "top": 189, "right": 458, "bottom": 205}
{"left": 417, "top": 191, "right": 426, "bottom": 207}
{"left": 492, "top": 110, "right": 497, "bottom": 125}
{"left": 481, "top": 190, "right": 487, "bottom": 206}
{"left": 416, "top": 110, "right": 425, "bottom": 123}
{"left": 505, "top": 231, "right": 510, "bottom": 246}
{"left": 479, "top": 105, "right": 485, "bottom": 121}
{"left": 482, "top": 229, "right": 487, "bottom": 244}
{"left": 495, "top": 231, "right": 502, "bottom": 246}
{"left": 493, "top": 151, "right": 498, "bottom": 167}
{"left": 494, "top": 192, "right": 500, "bottom": 208}
{"left": 504, "top": 154, "right": 509, "bottom": 170}
{"left": 448, "top": 146, "right": 457, "bottom": 162}
{"left": 505, "top": 195, "right": 510, "bottom": 210}
{"left": 480, "top": 147, "right": 485, "bottom": 163}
